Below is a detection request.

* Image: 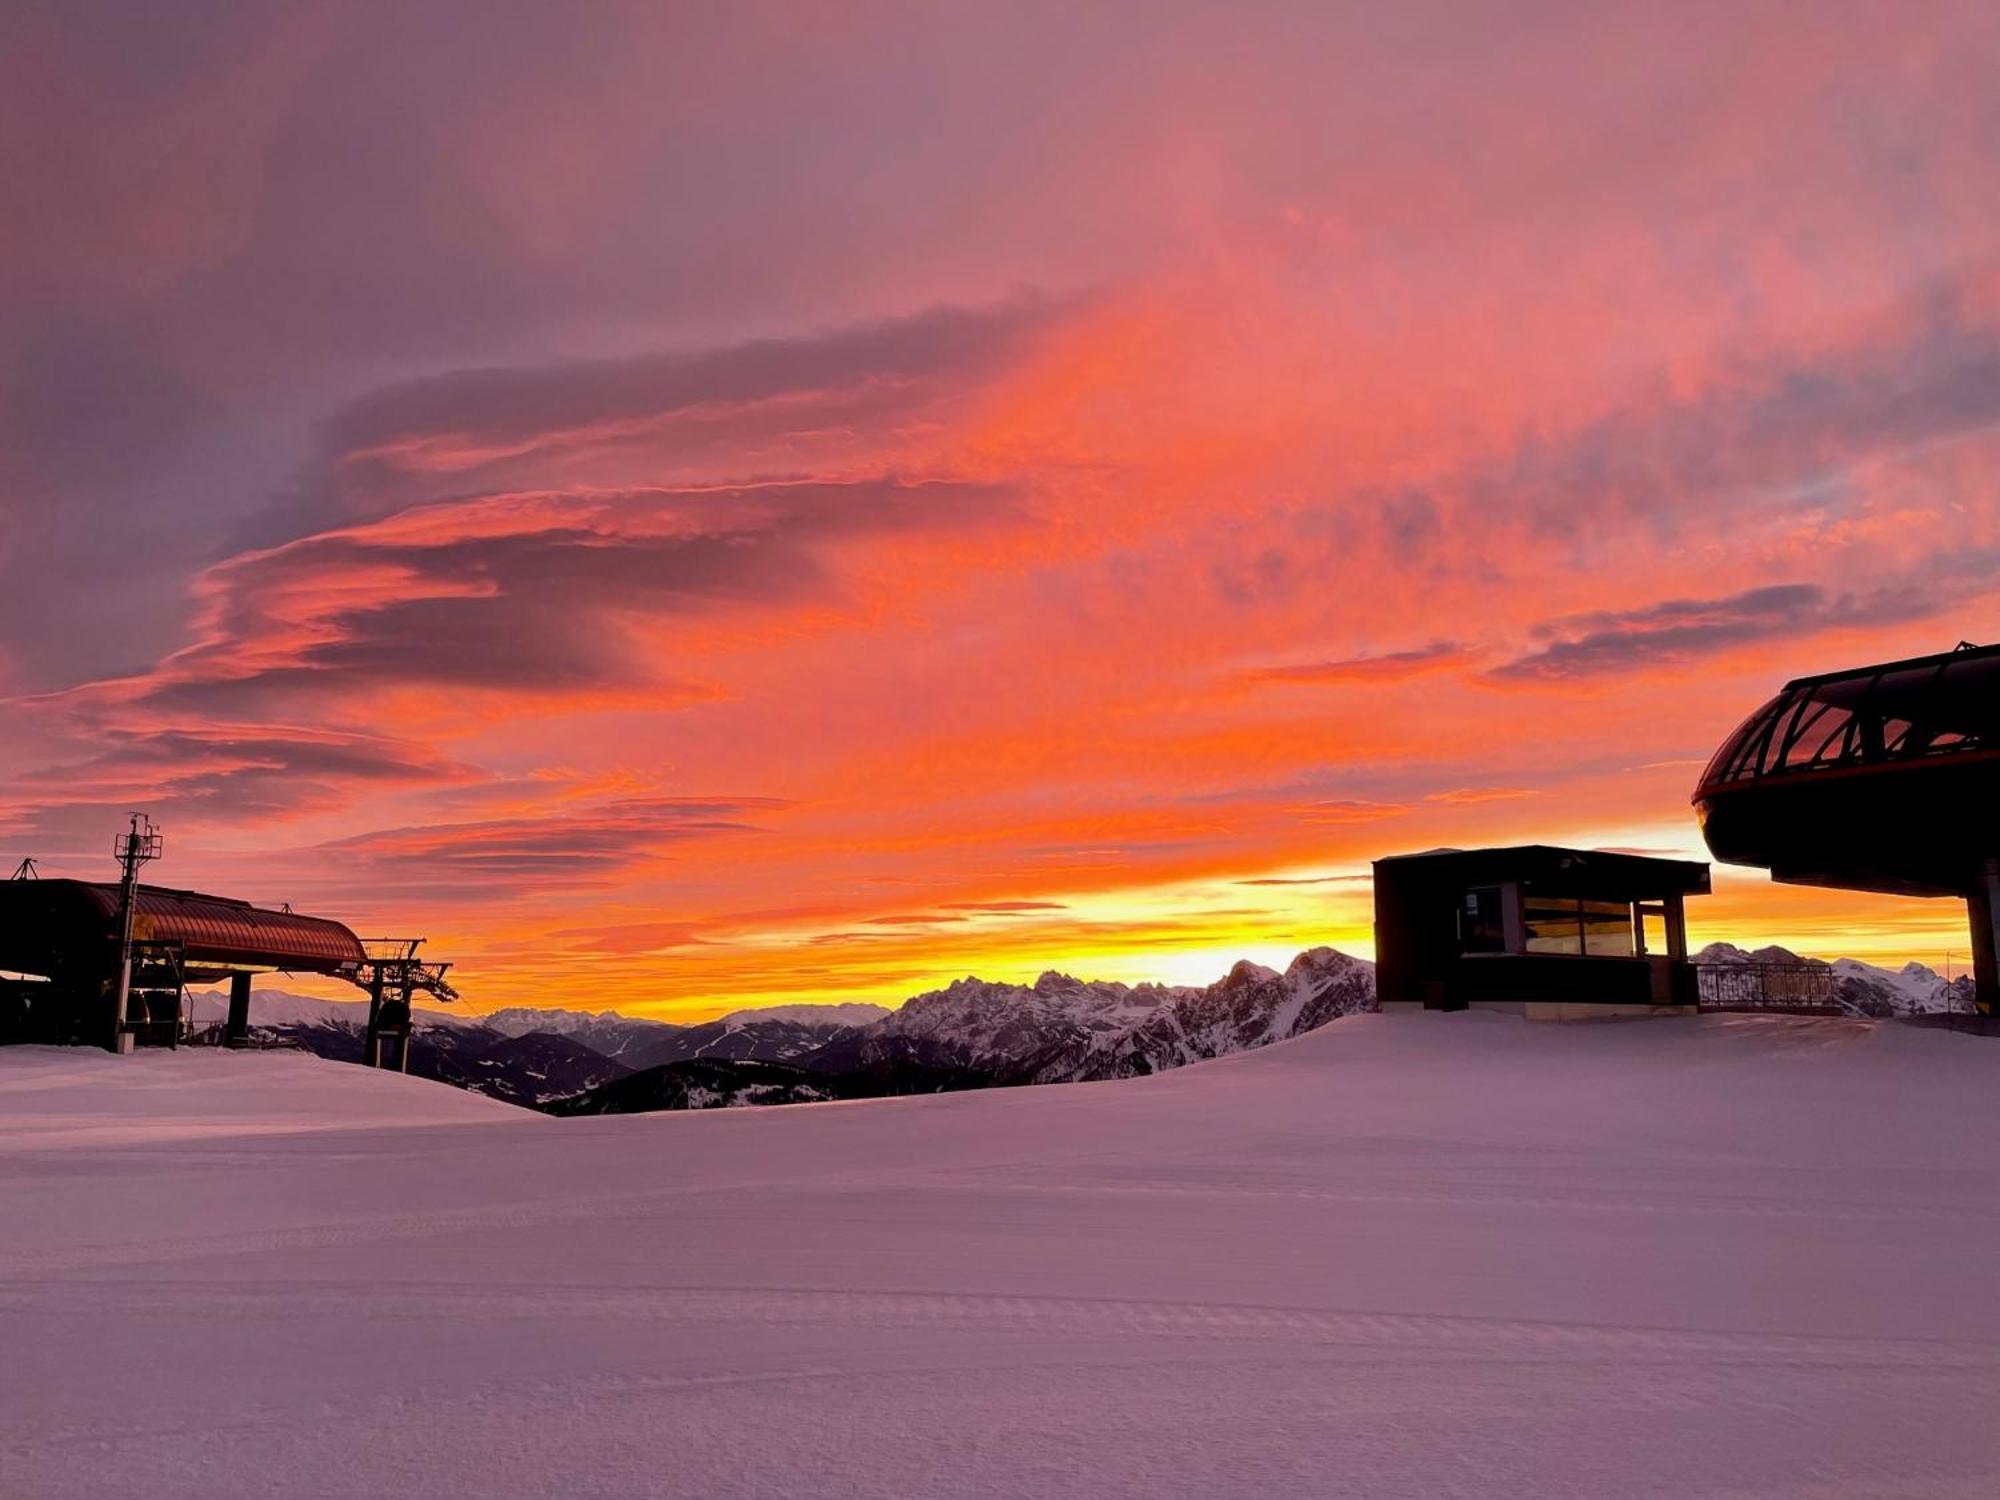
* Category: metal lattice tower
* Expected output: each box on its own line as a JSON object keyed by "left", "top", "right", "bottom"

{"left": 110, "top": 814, "right": 163, "bottom": 1052}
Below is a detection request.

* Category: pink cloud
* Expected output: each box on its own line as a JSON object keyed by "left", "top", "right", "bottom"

{"left": 4, "top": 6, "right": 1998, "bottom": 1011}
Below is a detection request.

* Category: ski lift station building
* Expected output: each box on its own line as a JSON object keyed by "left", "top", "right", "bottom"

{"left": 1693, "top": 640, "right": 2000, "bottom": 1015}
{"left": 1373, "top": 845, "right": 1711, "bottom": 1018}
{"left": 0, "top": 859, "right": 454, "bottom": 1067}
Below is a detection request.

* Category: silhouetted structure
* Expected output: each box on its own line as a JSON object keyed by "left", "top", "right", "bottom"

{"left": 1373, "top": 845, "right": 1709, "bottom": 1017}
{"left": 0, "top": 824, "right": 455, "bottom": 1061}
{"left": 1693, "top": 641, "right": 2000, "bottom": 1014}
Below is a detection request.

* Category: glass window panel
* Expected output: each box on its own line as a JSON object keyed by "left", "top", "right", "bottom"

{"left": 1780, "top": 703, "right": 1850, "bottom": 768}
{"left": 1805, "top": 705, "right": 1856, "bottom": 765}
{"left": 1581, "top": 899, "right": 1634, "bottom": 956}
{"left": 1459, "top": 887, "right": 1505, "bottom": 953}
{"left": 1709, "top": 697, "right": 1782, "bottom": 783}
{"left": 1524, "top": 896, "right": 1582, "bottom": 955}
{"left": 1759, "top": 698, "right": 1811, "bottom": 775}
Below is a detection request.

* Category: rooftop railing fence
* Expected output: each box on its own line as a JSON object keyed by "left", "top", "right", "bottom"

{"left": 1695, "top": 962, "right": 1841, "bottom": 1014}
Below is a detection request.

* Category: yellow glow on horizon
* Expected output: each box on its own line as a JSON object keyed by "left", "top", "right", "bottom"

{"left": 196, "top": 850, "right": 1974, "bottom": 1026}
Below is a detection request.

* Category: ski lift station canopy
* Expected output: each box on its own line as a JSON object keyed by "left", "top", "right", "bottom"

{"left": 1693, "top": 641, "right": 2000, "bottom": 900}
{"left": 1693, "top": 639, "right": 2000, "bottom": 1013}
{"left": 0, "top": 879, "right": 366, "bottom": 986}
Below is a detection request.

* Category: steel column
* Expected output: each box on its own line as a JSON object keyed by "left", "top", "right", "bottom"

{"left": 226, "top": 971, "right": 253, "bottom": 1045}
{"left": 1969, "top": 860, "right": 2000, "bottom": 1018}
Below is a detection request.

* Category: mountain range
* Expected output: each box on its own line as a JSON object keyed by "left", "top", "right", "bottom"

{"left": 189, "top": 948, "right": 1375, "bottom": 1114}
{"left": 194, "top": 942, "right": 1972, "bottom": 1115}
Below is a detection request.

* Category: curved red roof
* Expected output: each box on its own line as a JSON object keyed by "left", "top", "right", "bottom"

{"left": 5, "top": 881, "right": 365, "bottom": 975}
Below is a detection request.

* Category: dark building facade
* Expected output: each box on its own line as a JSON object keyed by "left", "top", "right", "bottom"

{"left": 0, "top": 877, "right": 452, "bottom": 1065}
{"left": 0, "top": 879, "right": 366, "bottom": 1049}
{"left": 1373, "top": 845, "right": 1710, "bottom": 1017}
{"left": 1693, "top": 640, "right": 2000, "bottom": 1014}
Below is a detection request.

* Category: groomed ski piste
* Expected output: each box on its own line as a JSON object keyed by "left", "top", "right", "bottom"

{"left": 6, "top": 1011, "right": 2000, "bottom": 1498}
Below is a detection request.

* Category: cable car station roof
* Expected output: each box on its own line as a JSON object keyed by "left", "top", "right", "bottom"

{"left": 1697, "top": 641, "right": 2000, "bottom": 795}
{"left": 0, "top": 879, "right": 365, "bottom": 982}
{"left": 1694, "top": 641, "right": 2000, "bottom": 900}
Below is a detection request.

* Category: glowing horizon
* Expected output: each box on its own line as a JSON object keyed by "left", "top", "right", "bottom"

{"left": 3, "top": 3, "right": 1997, "bottom": 1021}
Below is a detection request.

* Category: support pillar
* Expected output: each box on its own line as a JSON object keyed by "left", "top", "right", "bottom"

{"left": 226, "top": 971, "right": 253, "bottom": 1046}
{"left": 1664, "top": 892, "right": 1688, "bottom": 960}
{"left": 1970, "top": 860, "right": 2000, "bottom": 1018}
{"left": 109, "top": 978, "right": 133, "bottom": 1055}
{"left": 363, "top": 969, "right": 385, "bottom": 1067}
{"left": 397, "top": 970, "right": 414, "bottom": 1072}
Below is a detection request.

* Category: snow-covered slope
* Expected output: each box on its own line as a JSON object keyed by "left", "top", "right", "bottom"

{"left": 478, "top": 1005, "right": 681, "bottom": 1058}
{"left": 0, "top": 1044, "right": 519, "bottom": 1148}
{"left": 548, "top": 1057, "right": 844, "bottom": 1115}
{"left": 7, "top": 1013, "right": 2000, "bottom": 1498}
{"left": 1092, "top": 947, "right": 1376, "bottom": 1080}
{"left": 620, "top": 1004, "right": 891, "bottom": 1072}
{"left": 1828, "top": 956, "right": 1976, "bottom": 1014}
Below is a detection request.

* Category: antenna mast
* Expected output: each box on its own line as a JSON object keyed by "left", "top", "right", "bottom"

{"left": 110, "top": 814, "right": 162, "bottom": 1053}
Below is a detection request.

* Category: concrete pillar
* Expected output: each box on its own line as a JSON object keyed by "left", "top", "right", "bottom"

{"left": 1970, "top": 861, "right": 2000, "bottom": 1018}
{"left": 226, "top": 971, "right": 253, "bottom": 1045}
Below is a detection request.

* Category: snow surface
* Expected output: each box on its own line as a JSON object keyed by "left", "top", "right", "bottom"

{"left": 0, "top": 1044, "right": 520, "bottom": 1149}
{"left": 479, "top": 1004, "right": 680, "bottom": 1044}
{"left": 7, "top": 1014, "right": 2000, "bottom": 1497}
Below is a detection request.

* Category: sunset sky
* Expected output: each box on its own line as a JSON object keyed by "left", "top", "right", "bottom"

{"left": 4, "top": 2, "right": 1998, "bottom": 1018}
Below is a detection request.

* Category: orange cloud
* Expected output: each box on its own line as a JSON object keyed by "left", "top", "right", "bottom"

{"left": 5, "top": 9, "right": 1999, "bottom": 1018}
{"left": 1239, "top": 641, "right": 1469, "bottom": 685}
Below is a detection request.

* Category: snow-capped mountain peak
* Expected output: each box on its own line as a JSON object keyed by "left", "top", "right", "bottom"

{"left": 1216, "top": 959, "right": 1283, "bottom": 987}
{"left": 1828, "top": 957, "right": 1967, "bottom": 1014}
{"left": 714, "top": 1003, "right": 891, "bottom": 1029}
{"left": 790, "top": 948, "right": 1376, "bottom": 1090}
{"left": 475, "top": 1006, "right": 682, "bottom": 1060}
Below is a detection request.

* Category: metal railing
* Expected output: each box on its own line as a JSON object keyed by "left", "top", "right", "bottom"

{"left": 1695, "top": 963, "right": 1841, "bottom": 1014}
{"left": 1696, "top": 962, "right": 1982, "bottom": 1021}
